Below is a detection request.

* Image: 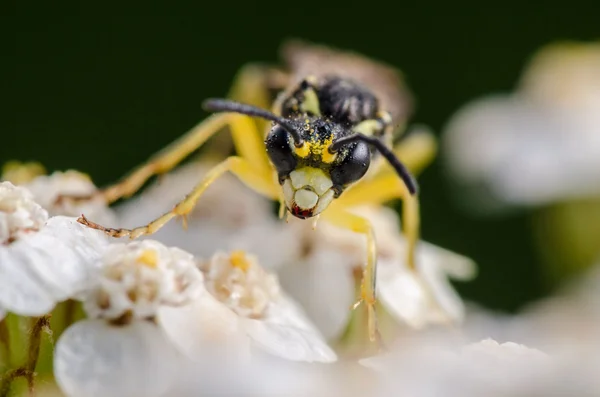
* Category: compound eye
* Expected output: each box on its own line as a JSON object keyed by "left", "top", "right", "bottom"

{"left": 330, "top": 141, "right": 370, "bottom": 188}
{"left": 265, "top": 125, "right": 298, "bottom": 180}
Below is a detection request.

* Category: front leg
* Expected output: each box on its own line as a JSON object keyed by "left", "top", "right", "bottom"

{"left": 79, "top": 156, "right": 278, "bottom": 239}
{"left": 331, "top": 176, "right": 420, "bottom": 270}
{"left": 322, "top": 209, "right": 380, "bottom": 343}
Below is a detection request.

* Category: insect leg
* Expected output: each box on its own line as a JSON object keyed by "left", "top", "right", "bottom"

{"left": 79, "top": 156, "right": 279, "bottom": 238}
{"left": 331, "top": 176, "right": 420, "bottom": 270}
{"left": 322, "top": 209, "right": 381, "bottom": 343}
{"left": 99, "top": 113, "right": 231, "bottom": 204}
{"left": 329, "top": 128, "right": 435, "bottom": 270}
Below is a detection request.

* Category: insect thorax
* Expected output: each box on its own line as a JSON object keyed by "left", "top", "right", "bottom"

{"left": 279, "top": 76, "right": 385, "bottom": 130}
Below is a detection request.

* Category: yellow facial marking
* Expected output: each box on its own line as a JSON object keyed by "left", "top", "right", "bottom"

{"left": 230, "top": 250, "right": 250, "bottom": 272}
{"left": 294, "top": 135, "right": 337, "bottom": 163}
{"left": 294, "top": 141, "right": 310, "bottom": 158}
{"left": 321, "top": 147, "right": 337, "bottom": 163}
{"left": 311, "top": 135, "right": 336, "bottom": 163}
{"left": 137, "top": 249, "right": 158, "bottom": 268}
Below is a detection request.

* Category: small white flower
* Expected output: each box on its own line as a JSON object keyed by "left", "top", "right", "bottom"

{"left": 280, "top": 205, "right": 476, "bottom": 339}
{"left": 0, "top": 182, "right": 109, "bottom": 317}
{"left": 443, "top": 42, "right": 600, "bottom": 210}
{"left": 54, "top": 240, "right": 204, "bottom": 397}
{"left": 83, "top": 240, "right": 203, "bottom": 320}
{"left": 0, "top": 181, "right": 47, "bottom": 244}
{"left": 116, "top": 160, "right": 300, "bottom": 270}
{"left": 23, "top": 170, "right": 117, "bottom": 224}
{"left": 197, "top": 251, "right": 337, "bottom": 363}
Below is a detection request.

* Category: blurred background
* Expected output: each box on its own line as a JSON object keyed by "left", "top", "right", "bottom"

{"left": 2, "top": 5, "right": 599, "bottom": 313}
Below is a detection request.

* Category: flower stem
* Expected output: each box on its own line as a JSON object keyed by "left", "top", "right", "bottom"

{"left": 0, "top": 368, "right": 35, "bottom": 397}
{"left": 0, "top": 317, "right": 10, "bottom": 368}
{"left": 0, "top": 315, "right": 52, "bottom": 397}
{"left": 62, "top": 300, "right": 77, "bottom": 330}
{"left": 26, "top": 316, "right": 51, "bottom": 374}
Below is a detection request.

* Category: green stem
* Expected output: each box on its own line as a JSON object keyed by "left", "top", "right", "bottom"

{"left": 26, "top": 316, "right": 51, "bottom": 374}
{"left": 0, "top": 368, "right": 34, "bottom": 397}
{"left": 62, "top": 300, "right": 78, "bottom": 331}
{"left": 0, "top": 315, "right": 52, "bottom": 397}
{"left": 0, "top": 317, "right": 10, "bottom": 368}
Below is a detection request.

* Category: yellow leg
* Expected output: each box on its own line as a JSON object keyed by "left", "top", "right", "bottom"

{"left": 323, "top": 209, "right": 380, "bottom": 343}
{"left": 79, "top": 156, "right": 278, "bottom": 238}
{"left": 329, "top": 127, "right": 434, "bottom": 270}
{"left": 100, "top": 113, "right": 229, "bottom": 203}
{"left": 331, "top": 174, "right": 420, "bottom": 270}
{"left": 99, "top": 114, "right": 272, "bottom": 204}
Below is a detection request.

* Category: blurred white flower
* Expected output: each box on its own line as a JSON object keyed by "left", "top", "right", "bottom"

{"left": 363, "top": 337, "right": 559, "bottom": 397}
{"left": 462, "top": 260, "right": 600, "bottom": 353}
{"left": 280, "top": 205, "right": 476, "bottom": 340}
{"left": 443, "top": 42, "right": 600, "bottom": 211}
{"left": 2, "top": 163, "right": 116, "bottom": 224}
{"left": 24, "top": 170, "right": 117, "bottom": 224}
{"left": 389, "top": 262, "right": 600, "bottom": 397}
{"left": 116, "top": 160, "right": 300, "bottom": 270}
{"left": 0, "top": 181, "right": 109, "bottom": 317}
{"left": 170, "top": 352, "right": 365, "bottom": 397}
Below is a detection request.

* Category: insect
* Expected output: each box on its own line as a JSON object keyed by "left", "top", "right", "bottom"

{"left": 77, "top": 40, "right": 436, "bottom": 342}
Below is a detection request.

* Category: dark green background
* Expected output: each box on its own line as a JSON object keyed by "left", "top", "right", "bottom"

{"left": 3, "top": 5, "right": 598, "bottom": 311}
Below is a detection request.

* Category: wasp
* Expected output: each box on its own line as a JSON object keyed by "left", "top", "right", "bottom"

{"left": 77, "top": 40, "right": 436, "bottom": 342}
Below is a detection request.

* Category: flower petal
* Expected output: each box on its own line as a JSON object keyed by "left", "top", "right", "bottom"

{"left": 42, "top": 216, "right": 110, "bottom": 267}
{"left": 0, "top": 244, "right": 56, "bottom": 316}
{"left": 418, "top": 241, "right": 477, "bottom": 322}
{"left": 278, "top": 250, "right": 354, "bottom": 340}
{"left": 158, "top": 290, "right": 250, "bottom": 360}
{"left": 0, "top": 217, "right": 109, "bottom": 316}
{"left": 54, "top": 319, "right": 179, "bottom": 397}
{"left": 377, "top": 260, "right": 429, "bottom": 328}
{"left": 244, "top": 295, "right": 337, "bottom": 363}
{"left": 378, "top": 241, "right": 476, "bottom": 328}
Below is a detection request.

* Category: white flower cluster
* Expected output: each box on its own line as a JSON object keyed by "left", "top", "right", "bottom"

{"left": 24, "top": 170, "right": 117, "bottom": 224}
{"left": 0, "top": 161, "right": 479, "bottom": 396}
